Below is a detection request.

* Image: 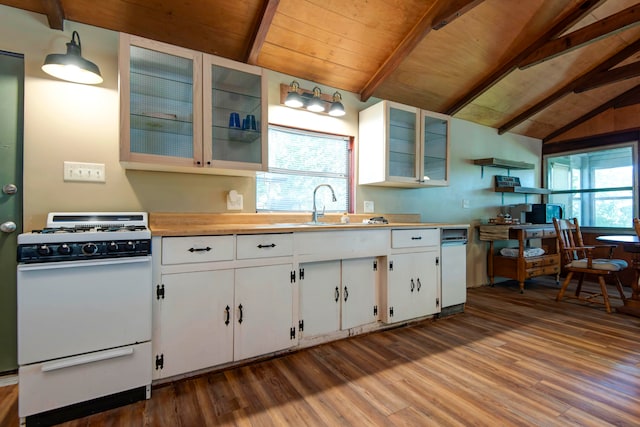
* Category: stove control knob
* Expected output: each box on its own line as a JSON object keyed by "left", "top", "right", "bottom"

{"left": 107, "top": 242, "right": 119, "bottom": 252}
{"left": 82, "top": 243, "right": 98, "bottom": 255}
{"left": 37, "top": 245, "right": 52, "bottom": 256}
{"left": 58, "top": 244, "right": 72, "bottom": 255}
{"left": 125, "top": 241, "right": 136, "bottom": 251}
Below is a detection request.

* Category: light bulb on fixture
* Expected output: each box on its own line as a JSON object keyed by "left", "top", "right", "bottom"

{"left": 306, "top": 87, "right": 325, "bottom": 112}
{"left": 328, "top": 91, "right": 345, "bottom": 117}
{"left": 284, "top": 81, "right": 304, "bottom": 108}
{"left": 42, "top": 31, "right": 103, "bottom": 85}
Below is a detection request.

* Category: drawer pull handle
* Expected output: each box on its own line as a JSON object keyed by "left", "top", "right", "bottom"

{"left": 42, "top": 347, "right": 134, "bottom": 372}
{"left": 411, "top": 236, "right": 422, "bottom": 240}
{"left": 257, "top": 243, "right": 276, "bottom": 249}
{"left": 188, "top": 246, "right": 212, "bottom": 252}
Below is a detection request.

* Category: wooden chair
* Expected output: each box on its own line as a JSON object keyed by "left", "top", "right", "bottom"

{"left": 634, "top": 218, "right": 640, "bottom": 238}
{"left": 553, "top": 218, "right": 627, "bottom": 313}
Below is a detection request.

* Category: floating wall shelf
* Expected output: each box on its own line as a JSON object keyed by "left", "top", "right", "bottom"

{"left": 473, "top": 157, "right": 535, "bottom": 178}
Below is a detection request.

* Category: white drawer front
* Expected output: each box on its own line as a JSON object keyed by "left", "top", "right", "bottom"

{"left": 19, "top": 342, "right": 151, "bottom": 417}
{"left": 237, "top": 234, "right": 293, "bottom": 259}
{"left": 391, "top": 228, "right": 439, "bottom": 248}
{"left": 162, "top": 236, "right": 234, "bottom": 265}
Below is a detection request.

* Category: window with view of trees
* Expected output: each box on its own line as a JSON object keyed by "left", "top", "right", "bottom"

{"left": 256, "top": 125, "right": 352, "bottom": 212}
{"left": 545, "top": 144, "right": 637, "bottom": 228}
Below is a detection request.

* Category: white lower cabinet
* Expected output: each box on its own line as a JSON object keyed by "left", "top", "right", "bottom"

{"left": 383, "top": 251, "right": 440, "bottom": 323}
{"left": 299, "top": 258, "right": 378, "bottom": 338}
{"left": 154, "top": 263, "right": 295, "bottom": 379}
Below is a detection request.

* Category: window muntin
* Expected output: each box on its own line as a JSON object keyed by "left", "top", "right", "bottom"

{"left": 256, "top": 125, "right": 351, "bottom": 212}
{"left": 545, "top": 144, "right": 636, "bottom": 228}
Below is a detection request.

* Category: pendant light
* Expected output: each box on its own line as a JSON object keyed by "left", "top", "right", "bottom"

{"left": 284, "top": 81, "right": 304, "bottom": 108}
{"left": 328, "top": 91, "right": 346, "bottom": 117}
{"left": 306, "top": 87, "right": 325, "bottom": 112}
{"left": 42, "top": 31, "right": 103, "bottom": 85}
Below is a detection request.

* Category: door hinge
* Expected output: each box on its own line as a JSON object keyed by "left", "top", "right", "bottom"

{"left": 373, "top": 305, "right": 378, "bottom": 316}
{"left": 156, "top": 284, "right": 165, "bottom": 300}
{"left": 290, "top": 327, "right": 296, "bottom": 339}
{"left": 373, "top": 260, "right": 378, "bottom": 271}
{"left": 389, "top": 260, "right": 394, "bottom": 271}
{"left": 299, "top": 268, "right": 304, "bottom": 280}
{"left": 291, "top": 270, "right": 296, "bottom": 283}
{"left": 436, "top": 256, "right": 440, "bottom": 266}
{"left": 436, "top": 297, "right": 440, "bottom": 307}
{"left": 390, "top": 306, "right": 394, "bottom": 317}
{"left": 299, "top": 320, "right": 304, "bottom": 331}
{"left": 155, "top": 354, "right": 164, "bottom": 370}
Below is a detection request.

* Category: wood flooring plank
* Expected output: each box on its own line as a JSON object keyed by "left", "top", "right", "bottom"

{"left": 2, "top": 279, "right": 639, "bottom": 426}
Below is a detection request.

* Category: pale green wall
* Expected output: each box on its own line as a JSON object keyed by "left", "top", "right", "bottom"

{"left": 1, "top": 5, "right": 544, "bottom": 287}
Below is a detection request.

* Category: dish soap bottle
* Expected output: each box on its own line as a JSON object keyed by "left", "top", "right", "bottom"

{"left": 340, "top": 212, "right": 350, "bottom": 224}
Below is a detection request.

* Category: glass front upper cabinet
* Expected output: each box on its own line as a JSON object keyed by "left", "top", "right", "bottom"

{"left": 120, "top": 34, "right": 266, "bottom": 175}
{"left": 203, "top": 56, "right": 266, "bottom": 170}
{"left": 359, "top": 100, "right": 449, "bottom": 187}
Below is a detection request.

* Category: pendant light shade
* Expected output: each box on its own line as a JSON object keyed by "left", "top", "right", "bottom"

{"left": 306, "top": 87, "right": 325, "bottom": 112}
{"left": 328, "top": 91, "right": 345, "bottom": 117}
{"left": 284, "top": 81, "right": 304, "bottom": 108}
{"left": 42, "top": 31, "right": 103, "bottom": 85}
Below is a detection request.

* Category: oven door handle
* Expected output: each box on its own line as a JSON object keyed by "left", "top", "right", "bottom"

{"left": 41, "top": 347, "right": 134, "bottom": 372}
{"left": 18, "top": 256, "right": 151, "bottom": 271}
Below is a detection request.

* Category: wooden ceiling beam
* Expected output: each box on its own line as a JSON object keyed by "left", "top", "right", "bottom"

{"left": 245, "top": 0, "right": 280, "bottom": 65}
{"left": 543, "top": 84, "right": 640, "bottom": 143}
{"left": 574, "top": 61, "right": 640, "bottom": 93}
{"left": 519, "top": 4, "right": 640, "bottom": 69}
{"left": 42, "top": 0, "right": 64, "bottom": 30}
{"left": 359, "top": 0, "right": 484, "bottom": 102}
{"left": 498, "top": 38, "right": 640, "bottom": 135}
{"left": 444, "top": 0, "right": 606, "bottom": 116}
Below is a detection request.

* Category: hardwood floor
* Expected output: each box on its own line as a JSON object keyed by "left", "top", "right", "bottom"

{"left": 2, "top": 279, "right": 640, "bottom": 426}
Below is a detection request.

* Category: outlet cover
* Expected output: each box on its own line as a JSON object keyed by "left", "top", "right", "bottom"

{"left": 363, "top": 200, "right": 374, "bottom": 213}
{"left": 63, "top": 161, "right": 106, "bottom": 182}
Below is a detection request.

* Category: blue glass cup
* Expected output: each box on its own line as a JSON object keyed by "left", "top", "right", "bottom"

{"left": 229, "top": 112, "right": 241, "bottom": 128}
{"left": 246, "top": 114, "right": 257, "bottom": 131}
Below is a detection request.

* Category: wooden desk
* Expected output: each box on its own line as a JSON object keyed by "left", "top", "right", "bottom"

{"left": 596, "top": 235, "right": 640, "bottom": 317}
{"left": 479, "top": 224, "right": 560, "bottom": 293}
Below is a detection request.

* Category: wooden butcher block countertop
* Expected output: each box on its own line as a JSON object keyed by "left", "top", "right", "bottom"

{"left": 149, "top": 213, "right": 469, "bottom": 236}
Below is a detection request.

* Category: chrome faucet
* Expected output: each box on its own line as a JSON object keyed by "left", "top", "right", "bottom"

{"left": 312, "top": 184, "right": 337, "bottom": 223}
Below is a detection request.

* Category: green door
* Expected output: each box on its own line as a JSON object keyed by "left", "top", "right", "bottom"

{"left": 0, "top": 51, "right": 24, "bottom": 372}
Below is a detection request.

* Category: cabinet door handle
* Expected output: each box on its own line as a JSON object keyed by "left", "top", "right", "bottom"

{"left": 224, "top": 305, "right": 230, "bottom": 325}
{"left": 344, "top": 286, "right": 349, "bottom": 302}
{"left": 238, "top": 304, "right": 243, "bottom": 324}
{"left": 416, "top": 278, "right": 421, "bottom": 292}
{"left": 257, "top": 243, "right": 276, "bottom": 249}
{"left": 410, "top": 279, "right": 415, "bottom": 292}
{"left": 335, "top": 286, "right": 340, "bottom": 302}
{"left": 188, "top": 246, "right": 212, "bottom": 252}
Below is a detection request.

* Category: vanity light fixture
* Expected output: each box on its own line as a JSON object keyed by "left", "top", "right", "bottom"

{"left": 42, "top": 31, "right": 103, "bottom": 85}
{"left": 284, "top": 81, "right": 304, "bottom": 108}
{"left": 306, "top": 87, "right": 325, "bottom": 112}
{"left": 328, "top": 91, "right": 346, "bottom": 117}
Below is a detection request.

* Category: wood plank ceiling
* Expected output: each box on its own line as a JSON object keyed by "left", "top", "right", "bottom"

{"left": 2, "top": 0, "right": 640, "bottom": 143}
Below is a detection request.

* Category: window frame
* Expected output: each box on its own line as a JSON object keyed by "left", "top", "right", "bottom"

{"left": 256, "top": 124, "right": 355, "bottom": 213}
{"left": 543, "top": 141, "right": 638, "bottom": 230}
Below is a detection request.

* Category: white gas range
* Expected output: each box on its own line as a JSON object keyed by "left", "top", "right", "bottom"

{"left": 17, "top": 212, "right": 152, "bottom": 426}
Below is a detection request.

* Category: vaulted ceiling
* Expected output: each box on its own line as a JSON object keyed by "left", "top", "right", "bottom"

{"left": 3, "top": 0, "right": 640, "bottom": 143}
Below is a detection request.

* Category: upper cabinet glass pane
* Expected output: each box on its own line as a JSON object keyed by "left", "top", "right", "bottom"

{"left": 129, "top": 46, "right": 194, "bottom": 158}
{"left": 209, "top": 64, "right": 262, "bottom": 164}
{"left": 388, "top": 107, "right": 416, "bottom": 178}
{"left": 423, "top": 115, "right": 448, "bottom": 181}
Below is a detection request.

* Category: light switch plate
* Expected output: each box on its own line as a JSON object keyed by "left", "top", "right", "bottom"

{"left": 63, "top": 161, "right": 106, "bottom": 182}
{"left": 363, "top": 200, "right": 374, "bottom": 213}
